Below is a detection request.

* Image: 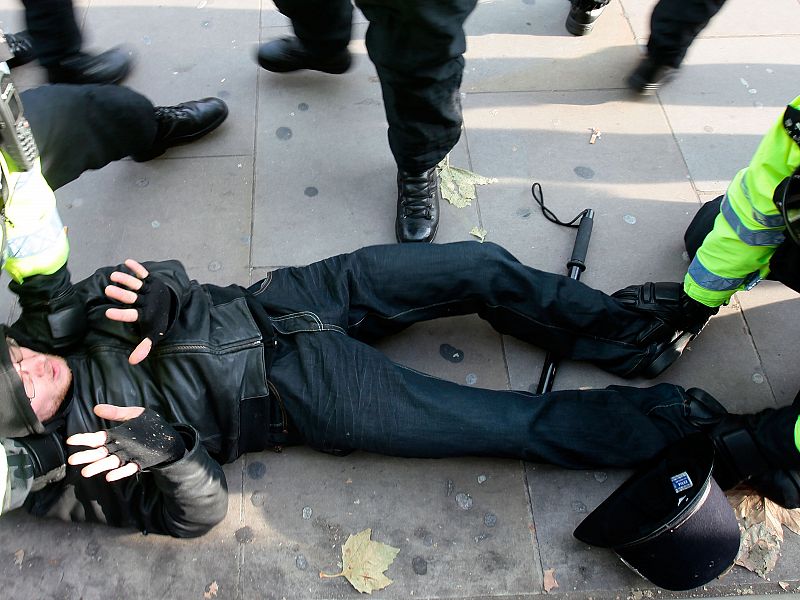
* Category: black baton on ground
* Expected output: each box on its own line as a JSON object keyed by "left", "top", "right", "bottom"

{"left": 535, "top": 208, "right": 594, "bottom": 394}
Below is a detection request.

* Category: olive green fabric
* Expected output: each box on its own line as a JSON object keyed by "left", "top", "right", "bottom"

{"left": 0, "top": 438, "right": 33, "bottom": 515}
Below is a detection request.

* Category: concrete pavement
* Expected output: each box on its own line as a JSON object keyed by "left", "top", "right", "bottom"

{"left": 0, "top": 0, "right": 799, "bottom": 598}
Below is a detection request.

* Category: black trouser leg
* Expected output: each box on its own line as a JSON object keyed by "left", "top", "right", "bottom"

{"left": 272, "top": 0, "right": 352, "bottom": 54}
{"left": 253, "top": 241, "right": 663, "bottom": 377}
{"left": 22, "top": 85, "right": 158, "bottom": 190}
{"left": 267, "top": 325, "right": 697, "bottom": 466}
{"left": 21, "top": 0, "right": 82, "bottom": 67}
{"left": 647, "top": 0, "right": 726, "bottom": 68}
{"left": 356, "top": 0, "right": 478, "bottom": 172}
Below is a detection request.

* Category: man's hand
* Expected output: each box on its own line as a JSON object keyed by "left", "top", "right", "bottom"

{"left": 67, "top": 405, "right": 186, "bottom": 482}
{"left": 104, "top": 259, "right": 174, "bottom": 365}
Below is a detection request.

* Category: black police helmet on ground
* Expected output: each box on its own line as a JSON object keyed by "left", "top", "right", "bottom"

{"left": 574, "top": 433, "right": 740, "bottom": 591}
{"left": 0, "top": 325, "right": 45, "bottom": 437}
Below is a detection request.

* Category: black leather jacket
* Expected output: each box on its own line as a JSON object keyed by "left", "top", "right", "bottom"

{"left": 11, "top": 260, "right": 276, "bottom": 537}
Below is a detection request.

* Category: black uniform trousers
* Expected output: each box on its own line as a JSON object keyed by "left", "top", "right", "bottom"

{"left": 272, "top": 0, "right": 478, "bottom": 173}
{"left": 21, "top": 0, "right": 82, "bottom": 68}
{"left": 22, "top": 84, "right": 157, "bottom": 190}
{"left": 648, "top": 0, "right": 727, "bottom": 68}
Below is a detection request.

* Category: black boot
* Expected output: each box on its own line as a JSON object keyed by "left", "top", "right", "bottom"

{"left": 4, "top": 31, "right": 35, "bottom": 68}
{"left": 396, "top": 167, "right": 441, "bottom": 244}
{"left": 132, "top": 98, "right": 229, "bottom": 162}
{"left": 565, "top": 0, "right": 610, "bottom": 36}
{"left": 47, "top": 46, "right": 134, "bottom": 85}
{"left": 256, "top": 37, "right": 351, "bottom": 74}
{"left": 612, "top": 282, "right": 717, "bottom": 377}
{"left": 684, "top": 387, "right": 800, "bottom": 506}
{"left": 627, "top": 57, "right": 677, "bottom": 95}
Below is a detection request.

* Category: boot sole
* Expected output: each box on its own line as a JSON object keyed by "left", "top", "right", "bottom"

{"left": 257, "top": 54, "right": 351, "bottom": 75}
{"left": 565, "top": 16, "right": 595, "bottom": 36}
{"left": 642, "top": 331, "right": 695, "bottom": 378}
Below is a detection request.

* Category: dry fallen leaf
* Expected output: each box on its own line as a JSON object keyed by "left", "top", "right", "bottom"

{"left": 437, "top": 159, "right": 497, "bottom": 209}
{"left": 203, "top": 580, "right": 219, "bottom": 599}
{"left": 543, "top": 568, "right": 559, "bottom": 592}
{"left": 320, "top": 528, "right": 400, "bottom": 594}
{"left": 727, "top": 487, "right": 800, "bottom": 578}
{"left": 13, "top": 549, "right": 23, "bottom": 569}
{"left": 470, "top": 226, "right": 487, "bottom": 242}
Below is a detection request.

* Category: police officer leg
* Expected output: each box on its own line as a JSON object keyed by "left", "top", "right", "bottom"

{"left": 628, "top": 0, "right": 726, "bottom": 93}
{"left": 21, "top": 85, "right": 157, "bottom": 190}
{"left": 356, "top": 0, "right": 478, "bottom": 243}
{"left": 257, "top": 0, "right": 353, "bottom": 73}
{"left": 684, "top": 196, "right": 722, "bottom": 260}
{"left": 22, "top": 85, "right": 228, "bottom": 189}
{"left": 21, "top": 0, "right": 82, "bottom": 69}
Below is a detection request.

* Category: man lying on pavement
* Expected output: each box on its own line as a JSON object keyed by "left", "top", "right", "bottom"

{"left": 1, "top": 241, "right": 798, "bottom": 537}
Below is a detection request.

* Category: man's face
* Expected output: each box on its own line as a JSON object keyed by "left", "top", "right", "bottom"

{"left": 11, "top": 345, "right": 72, "bottom": 423}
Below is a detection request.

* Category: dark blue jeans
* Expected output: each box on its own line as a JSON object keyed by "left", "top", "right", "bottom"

{"left": 251, "top": 241, "right": 700, "bottom": 468}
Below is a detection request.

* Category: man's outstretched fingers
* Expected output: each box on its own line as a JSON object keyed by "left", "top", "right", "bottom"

{"left": 109, "top": 271, "right": 144, "bottom": 292}
{"left": 105, "top": 283, "right": 139, "bottom": 304}
{"left": 105, "top": 306, "right": 140, "bottom": 323}
{"left": 128, "top": 338, "right": 153, "bottom": 365}
{"left": 67, "top": 446, "right": 109, "bottom": 465}
{"left": 123, "top": 259, "right": 149, "bottom": 279}
{"left": 94, "top": 404, "right": 145, "bottom": 422}
{"left": 106, "top": 462, "right": 140, "bottom": 482}
{"left": 66, "top": 431, "right": 109, "bottom": 449}
{"left": 80, "top": 454, "right": 122, "bottom": 478}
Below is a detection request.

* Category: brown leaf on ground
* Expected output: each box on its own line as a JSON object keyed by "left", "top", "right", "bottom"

{"left": 319, "top": 528, "right": 400, "bottom": 594}
{"left": 543, "top": 568, "right": 559, "bottom": 592}
{"left": 727, "top": 487, "right": 800, "bottom": 578}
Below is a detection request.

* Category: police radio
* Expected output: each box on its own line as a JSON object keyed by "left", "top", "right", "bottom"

{"left": 0, "top": 62, "right": 38, "bottom": 172}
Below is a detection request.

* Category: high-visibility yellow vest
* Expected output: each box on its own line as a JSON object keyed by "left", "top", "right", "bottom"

{"left": 1, "top": 151, "right": 68, "bottom": 283}
{"left": 684, "top": 95, "right": 800, "bottom": 307}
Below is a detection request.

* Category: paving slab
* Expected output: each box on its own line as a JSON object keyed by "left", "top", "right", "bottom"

{"left": 464, "top": 0, "right": 640, "bottom": 93}
{"left": 55, "top": 156, "right": 253, "bottom": 286}
{"left": 656, "top": 36, "right": 800, "bottom": 193}
{"left": 0, "top": 0, "right": 799, "bottom": 598}
{"left": 239, "top": 448, "right": 539, "bottom": 598}
{"left": 84, "top": 1, "right": 261, "bottom": 160}
{"left": 461, "top": 89, "right": 700, "bottom": 287}
{"left": 623, "top": 0, "right": 800, "bottom": 44}
{"left": 0, "top": 461, "right": 243, "bottom": 600}
{"left": 736, "top": 281, "right": 800, "bottom": 406}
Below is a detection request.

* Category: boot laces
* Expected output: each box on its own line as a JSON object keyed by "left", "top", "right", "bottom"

{"left": 400, "top": 172, "right": 433, "bottom": 219}
{"left": 154, "top": 104, "right": 190, "bottom": 122}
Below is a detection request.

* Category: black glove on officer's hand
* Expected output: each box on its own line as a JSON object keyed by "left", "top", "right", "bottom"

{"left": 105, "top": 408, "right": 186, "bottom": 471}
{"left": 8, "top": 264, "right": 87, "bottom": 350}
{"left": 612, "top": 282, "right": 718, "bottom": 343}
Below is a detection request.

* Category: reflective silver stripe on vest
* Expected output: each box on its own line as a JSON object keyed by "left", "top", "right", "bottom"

{"left": 5, "top": 209, "right": 63, "bottom": 258}
{"left": 721, "top": 194, "right": 785, "bottom": 246}
{"left": 687, "top": 256, "right": 752, "bottom": 291}
{"left": 739, "top": 176, "right": 785, "bottom": 228}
